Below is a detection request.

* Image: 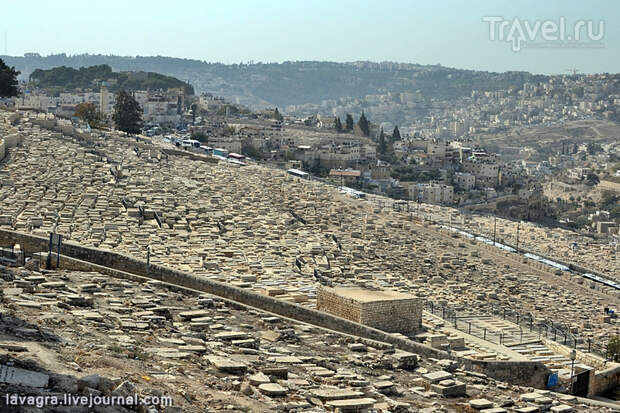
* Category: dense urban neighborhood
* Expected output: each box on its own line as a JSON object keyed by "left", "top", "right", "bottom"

{"left": 0, "top": 45, "right": 619, "bottom": 413}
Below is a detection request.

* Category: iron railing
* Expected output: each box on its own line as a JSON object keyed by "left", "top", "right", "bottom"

{"left": 425, "top": 300, "right": 609, "bottom": 360}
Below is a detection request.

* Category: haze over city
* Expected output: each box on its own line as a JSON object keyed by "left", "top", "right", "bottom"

{"left": 2, "top": 0, "right": 619, "bottom": 74}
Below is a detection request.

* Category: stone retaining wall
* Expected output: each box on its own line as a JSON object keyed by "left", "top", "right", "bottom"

{"left": 460, "top": 359, "right": 549, "bottom": 389}
{"left": 0, "top": 229, "right": 446, "bottom": 359}
{"left": 0, "top": 228, "right": 554, "bottom": 388}
{"left": 588, "top": 364, "right": 620, "bottom": 397}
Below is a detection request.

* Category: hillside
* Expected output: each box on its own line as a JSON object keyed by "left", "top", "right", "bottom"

{"left": 477, "top": 119, "right": 620, "bottom": 161}
{"left": 28, "top": 64, "right": 194, "bottom": 95}
{"left": 3, "top": 53, "right": 546, "bottom": 108}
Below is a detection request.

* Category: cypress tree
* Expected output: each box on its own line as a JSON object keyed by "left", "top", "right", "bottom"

{"left": 334, "top": 116, "right": 343, "bottom": 132}
{"left": 392, "top": 125, "right": 401, "bottom": 141}
{"left": 112, "top": 90, "right": 143, "bottom": 134}
{"left": 345, "top": 113, "right": 354, "bottom": 131}
{"left": 358, "top": 111, "right": 370, "bottom": 137}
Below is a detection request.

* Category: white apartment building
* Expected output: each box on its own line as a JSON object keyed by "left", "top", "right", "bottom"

{"left": 463, "top": 159, "right": 499, "bottom": 187}
{"left": 406, "top": 183, "right": 454, "bottom": 205}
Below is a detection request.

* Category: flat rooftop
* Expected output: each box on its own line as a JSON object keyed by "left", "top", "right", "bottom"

{"left": 325, "top": 287, "right": 418, "bottom": 303}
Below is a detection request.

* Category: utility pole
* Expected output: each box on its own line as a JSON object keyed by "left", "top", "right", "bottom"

{"left": 516, "top": 222, "right": 520, "bottom": 253}
{"left": 493, "top": 216, "right": 497, "bottom": 246}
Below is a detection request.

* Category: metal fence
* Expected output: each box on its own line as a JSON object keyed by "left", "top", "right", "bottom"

{"left": 425, "top": 300, "right": 609, "bottom": 360}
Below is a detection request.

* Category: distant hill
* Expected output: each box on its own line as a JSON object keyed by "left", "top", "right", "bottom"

{"left": 27, "top": 64, "right": 194, "bottom": 95}
{"left": 2, "top": 54, "right": 547, "bottom": 109}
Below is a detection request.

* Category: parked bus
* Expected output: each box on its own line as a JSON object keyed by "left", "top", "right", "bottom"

{"left": 287, "top": 168, "right": 309, "bottom": 179}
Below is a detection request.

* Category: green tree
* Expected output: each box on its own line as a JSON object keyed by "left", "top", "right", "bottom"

{"left": 29, "top": 64, "right": 194, "bottom": 95}
{"left": 600, "top": 190, "right": 617, "bottom": 209}
{"left": 0, "top": 58, "right": 20, "bottom": 98}
{"left": 345, "top": 113, "right": 354, "bottom": 131}
{"left": 217, "top": 104, "right": 239, "bottom": 116}
{"left": 242, "top": 144, "right": 264, "bottom": 160}
{"left": 274, "top": 107, "right": 283, "bottom": 121}
{"left": 377, "top": 128, "right": 387, "bottom": 155}
{"left": 190, "top": 103, "right": 199, "bottom": 124}
{"left": 334, "top": 116, "right": 343, "bottom": 133}
{"left": 112, "top": 90, "right": 143, "bottom": 134}
{"left": 222, "top": 125, "right": 236, "bottom": 136}
{"left": 608, "top": 335, "right": 620, "bottom": 362}
{"left": 74, "top": 102, "right": 103, "bottom": 127}
{"left": 358, "top": 111, "right": 370, "bottom": 137}
{"left": 585, "top": 173, "right": 599, "bottom": 186}
{"left": 392, "top": 125, "right": 401, "bottom": 141}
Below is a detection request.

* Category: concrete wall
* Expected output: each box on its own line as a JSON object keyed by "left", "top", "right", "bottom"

{"left": 0, "top": 228, "right": 555, "bottom": 388}
{"left": 449, "top": 225, "right": 614, "bottom": 287}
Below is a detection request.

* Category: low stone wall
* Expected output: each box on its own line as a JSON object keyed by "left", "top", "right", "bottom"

{"left": 542, "top": 338, "right": 607, "bottom": 371}
{"left": 456, "top": 225, "right": 615, "bottom": 286}
{"left": 460, "top": 359, "right": 550, "bottom": 389}
{"left": 41, "top": 252, "right": 392, "bottom": 352}
{"left": 161, "top": 148, "right": 219, "bottom": 164}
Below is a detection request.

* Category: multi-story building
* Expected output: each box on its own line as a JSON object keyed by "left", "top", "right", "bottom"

{"left": 454, "top": 172, "right": 475, "bottom": 190}
{"left": 406, "top": 182, "right": 454, "bottom": 205}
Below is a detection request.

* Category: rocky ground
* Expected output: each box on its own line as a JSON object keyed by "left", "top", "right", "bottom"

{"left": 0, "top": 111, "right": 618, "bottom": 363}
{"left": 0, "top": 265, "right": 611, "bottom": 413}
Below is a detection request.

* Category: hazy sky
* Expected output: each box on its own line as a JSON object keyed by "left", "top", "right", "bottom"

{"left": 2, "top": 0, "right": 618, "bottom": 74}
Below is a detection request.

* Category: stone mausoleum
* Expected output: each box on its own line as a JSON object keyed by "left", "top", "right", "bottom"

{"left": 317, "top": 286, "right": 424, "bottom": 334}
